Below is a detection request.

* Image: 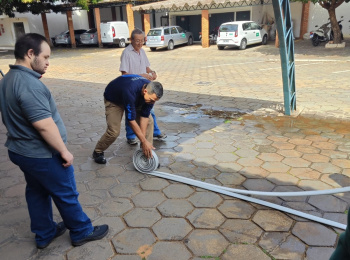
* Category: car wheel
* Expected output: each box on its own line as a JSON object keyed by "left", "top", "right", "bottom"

{"left": 239, "top": 38, "right": 247, "bottom": 50}
{"left": 217, "top": 46, "right": 224, "bottom": 50}
{"left": 167, "top": 40, "right": 174, "bottom": 50}
{"left": 262, "top": 35, "right": 267, "bottom": 45}
{"left": 119, "top": 39, "right": 126, "bottom": 48}
{"left": 150, "top": 47, "right": 157, "bottom": 51}
{"left": 187, "top": 36, "right": 193, "bottom": 46}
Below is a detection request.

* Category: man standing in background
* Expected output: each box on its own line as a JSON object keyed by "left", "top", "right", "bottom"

{"left": 120, "top": 28, "right": 166, "bottom": 145}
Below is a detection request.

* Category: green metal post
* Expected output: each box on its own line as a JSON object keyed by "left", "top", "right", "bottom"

{"left": 272, "top": 0, "right": 296, "bottom": 115}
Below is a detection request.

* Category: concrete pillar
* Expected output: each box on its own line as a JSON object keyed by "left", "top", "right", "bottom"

{"left": 66, "top": 10, "right": 76, "bottom": 48}
{"left": 300, "top": 2, "right": 310, "bottom": 39}
{"left": 41, "top": 13, "right": 52, "bottom": 47}
{"left": 201, "top": 10, "right": 209, "bottom": 48}
{"left": 126, "top": 4, "right": 135, "bottom": 37}
{"left": 94, "top": 8, "right": 103, "bottom": 48}
{"left": 144, "top": 13, "right": 151, "bottom": 36}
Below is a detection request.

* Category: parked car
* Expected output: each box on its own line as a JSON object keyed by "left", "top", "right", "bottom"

{"left": 54, "top": 29, "right": 87, "bottom": 46}
{"left": 217, "top": 21, "right": 267, "bottom": 50}
{"left": 80, "top": 28, "right": 98, "bottom": 46}
{"left": 100, "top": 21, "right": 130, "bottom": 48}
{"left": 146, "top": 26, "right": 193, "bottom": 51}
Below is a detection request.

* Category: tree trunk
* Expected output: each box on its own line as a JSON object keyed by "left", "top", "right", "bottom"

{"left": 327, "top": 8, "right": 341, "bottom": 44}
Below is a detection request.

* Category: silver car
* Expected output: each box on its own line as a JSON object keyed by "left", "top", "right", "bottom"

{"left": 80, "top": 28, "right": 98, "bottom": 45}
{"left": 54, "top": 29, "right": 87, "bottom": 46}
{"left": 146, "top": 26, "right": 193, "bottom": 51}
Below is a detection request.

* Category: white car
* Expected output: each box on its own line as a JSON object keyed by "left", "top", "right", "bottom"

{"left": 217, "top": 21, "right": 267, "bottom": 50}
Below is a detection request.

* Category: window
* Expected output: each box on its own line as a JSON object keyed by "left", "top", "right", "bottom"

{"left": 147, "top": 30, "right": 162, "bottom": 36}
{"left": 250, "top": 22, "right": 261, "bottom": 30}
{"left": 219, "top": 24, "right": 238, "bottom": 32}
{"left": 242, "top": 23, "right": 251, "bottom": 31}
{"left": 177, "top": 27, "right": 185, "bottom": 33}
{"left": 164, "top": 28, "right": 170, "bottom": 35}
{"left": 171, "top": 27, "right": 178, "bottom": 34}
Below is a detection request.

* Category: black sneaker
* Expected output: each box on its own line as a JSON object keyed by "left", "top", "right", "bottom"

{"left": 127, "top": 138, "right": 138, "bottom": 145}
{"left": 37, "top": 222, "right": 67, "bottom": 249}
{"left": 71, "top": 225, "right": 109, "bottom": 247}
{"left": 154, "top": 133, "right": 167, "bottom": 140}
{"left": 92, "top": 151, "right": 106, "bottom": 164}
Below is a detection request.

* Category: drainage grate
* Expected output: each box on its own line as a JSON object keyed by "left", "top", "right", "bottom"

{"left": 161, "top": 102, "right": 194, "bottom": 108}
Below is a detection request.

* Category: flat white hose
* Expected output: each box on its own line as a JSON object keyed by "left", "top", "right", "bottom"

{"left": 133, "top": 150, "right": 347, "bottom": 230}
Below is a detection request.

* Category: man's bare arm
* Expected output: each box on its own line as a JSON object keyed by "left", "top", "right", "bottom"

{"left": 129, "top": 119, "right": 154, "bottom": 158}
{"left": 32, "top": 117, "right": 73, "bottom": 167}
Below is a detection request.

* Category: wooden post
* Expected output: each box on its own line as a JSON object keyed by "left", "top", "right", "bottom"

{"left": 299, "top": 1, "right": 310, "bottom": 39}
{"left": 144, "top": 13, "right": 151, "bottom": 36}
{"left": 41, "top": 13, "right": 52, "bottom": 47}
{"left": 66, "top": 10, "right": 76, "bottom": 48}
{"left": 94, "top": 7, "right": 103, "bottom": 48}
{"left": 201, "top": 10, "right": 209, "bottom": 48}
{"left": 126, "top": 3, "right": 135, "bottom": 37}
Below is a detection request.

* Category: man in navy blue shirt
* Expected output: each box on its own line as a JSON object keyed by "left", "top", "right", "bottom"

{"left": 92, "top": 75, "right": 164, "bottom": 164}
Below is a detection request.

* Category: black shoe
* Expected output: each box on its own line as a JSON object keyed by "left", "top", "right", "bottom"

{"left": 71, "top": 225, "right": 109, "bottom": 247}
{"left": 154, "top": 133, "right": 167, "bottom": 140}
{"left": 127, "top": 138, "right": 138, "bottom": 145}
{"left": 92, "top": 151, "right": 106, "bottom": 164}
{"left": 37, "top": 222, "right": 67, "bottom": 249}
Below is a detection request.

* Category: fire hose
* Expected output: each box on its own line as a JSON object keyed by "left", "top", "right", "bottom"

{"left": 133, "top": 150, "right": 348, "bottom": 230}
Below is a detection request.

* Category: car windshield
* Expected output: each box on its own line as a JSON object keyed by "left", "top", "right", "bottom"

{"left": 148, "top": 30, "right": 162, "bottom": 36}
{"left": 219, "top": 24, "right": 238, "bottom": 32}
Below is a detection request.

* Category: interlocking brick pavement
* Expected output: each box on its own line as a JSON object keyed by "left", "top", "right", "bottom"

{"left": 0, "top": 39, "right": 349, "bottom": 259}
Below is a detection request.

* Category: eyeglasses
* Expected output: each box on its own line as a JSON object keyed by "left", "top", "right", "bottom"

{"left": 133, "top": 40, "right": 144, "bottom": 44}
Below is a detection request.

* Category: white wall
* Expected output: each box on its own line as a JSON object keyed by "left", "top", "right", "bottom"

{"left": 0, "top": 17, "right": 30, "bottom": 47}
{"left": 308, "top": 2, "right": 350, "bottom": 37}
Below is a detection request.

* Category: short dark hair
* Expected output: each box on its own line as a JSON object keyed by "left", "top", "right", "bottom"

{"left": 146, "top": 81, "right": 163, "bottom": 99}
{"left": 14, "top": 33, "right": 48, "bottom": 60}
{"left": 131, "top": 28, "right": 144, "bottom": 40}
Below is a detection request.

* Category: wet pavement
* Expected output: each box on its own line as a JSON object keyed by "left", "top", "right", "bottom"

{"left": 0, "top": 39, "right": 350, "bottom": 259}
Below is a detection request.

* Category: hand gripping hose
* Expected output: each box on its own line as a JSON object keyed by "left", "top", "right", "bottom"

{"left": 133, "top": 150, "right": 348, "bottom": 230}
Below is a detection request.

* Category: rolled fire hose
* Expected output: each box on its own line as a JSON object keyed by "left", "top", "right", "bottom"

{"left": 133, "top": 150, "right": 348, "bottom": 230}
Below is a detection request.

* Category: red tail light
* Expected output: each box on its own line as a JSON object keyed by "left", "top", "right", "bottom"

{"left": 90, "top": 34, "right": 95, "bottom": 39}
{"left": 112, "top": 27, "right": 116, "bottom": 38}
{"left": 161, "top": 35, "right": 164, "bottom": 41}
{"left": 235, "top": 30, "right": 238, "bottom": 37}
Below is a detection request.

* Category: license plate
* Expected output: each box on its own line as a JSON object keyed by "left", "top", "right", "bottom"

{"left": 223, "top": 39, "right": 229, "bottom": 42}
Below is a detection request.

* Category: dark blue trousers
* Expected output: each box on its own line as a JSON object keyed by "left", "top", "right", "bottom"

{"left": 9, "top": 151, "right": 93, "bottom": 247}
{"left": 126, "top": 109, "right": 161, "bottom": 139}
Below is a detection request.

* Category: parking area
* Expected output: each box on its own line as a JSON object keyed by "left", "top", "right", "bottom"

{"left": 0, "top": 38, "right": 350, "bottom": 259}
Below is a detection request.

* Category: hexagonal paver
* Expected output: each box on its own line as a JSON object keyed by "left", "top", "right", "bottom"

{"left": 215, "top": 162, "right": 242, "bottom": 172}
{"left": 132, "top": 191, "right": 166, "bottom": 208}
{"left": 157, "top": 199, "right": 194, "bottom": 217}
{"left": 163, "top": 184, "right": 194, "bottom": 199}
{"left": 152, "top": 218, "right": 192, "bottom": 240}
{"left": 187, "top": 209, "right": 225, "bottom": 228}
{"left": 288, "top": 138, "right": 312, "bottom": 146}
{"left": 289, "top": 168, "right": 321, "bottom": 180}
{"left": 253, "top": 210, "right": 293, "bottom": 232}
{"left": 186, "top": 230, "right": 229, "bottom": 257}
{"left": 191, "top": 166, "right": 220, "bottom": 179}
{"left": 302, "top": 154, "right": 330, "bottom": 163}
{"left": 98, "top": 198, "right": 133, "bottom": 216}
{"left": 282, "top": 157, "right": 311, "bottom": 168}
{"left": 112, "top": 228, "right": 156, "bottom": 254}
{"left": 292, "top": 222, "right": 337, "bottom": 246}
{"left": 267, "top": 173, "right": 299, "bottom": 186}
{"left": 139, "top": 178, "right": 169, "bottom": 190}
{"left": 109, "top": 183, "right": 141, "bottom": 198}
{"left": 124, "top": 208, "right": 161, "bottom": 227}
{"left": 299, "top": 180, "right": 333, "bottom": 190}
{"left": 147, "top": 242, "right": 192, "bottom": 260}
{"left": 332, "top": 159, "right": 350, "bottom": 168}
{"left": 216, "top": 172, "right": 246, "bottom": 185}
{"left": 218, "top": 200, "right": 256, "bottom": 219}
{"left": 258, "top": 153, "right": 284, "bottom": 162}
{"left": 278, "top": 149, "right": 303, "bottom": 158}
{"left": 273, "top": 186, "right": 307, "bottom": 202}
{"left": 269, "top": 235, "right": 306, "bottom": 260}
{"left": 235, "top": 149, "right": 259, "bottom": 158}
{"left": 87, "top": 177, "right": 116, "bottom": 190}
{"left": 92, "top": 216, "right": 125, "bottom": 239}
{"left": 306, "top": 247, "right": 334, "bottom": 260}
{"left": 272, "top": 142, "right": 295, "bottom": 150}
{"left": 312, "top": 142, "right": 337, "bottom": 150}
{"left": 68, "top": 241, "right": 114, "bottom": 259}
{"left": 222, "top": 244, "right": 270, "bottom": 260}
{"left": 214, "top": 152, "right": 239, "bottom": 162}
{"left": 310, "top": 163, "right": 341, "bottom": 174}
{"left": 189, "top": 192, "right": 223, "bottom": 207}
{"left": 309, "top": 195, "right": 348, "bottom": 212}
{"left": 243, "top": 179, "right": 275, "bottom": 192}
{"left": 262, "top": 162, "right": 290, "bottom": 173}
{"left": 219, "top": 219, "right": 263, "bottom": 243}
{"left": 240, "top": 166, "right": 269, "bottom": 178}
{"left": 259, "top": 232, "right": 289, "bottom": 252}
{"left": 237, "top": 157, "right": 263, "bottom": 167}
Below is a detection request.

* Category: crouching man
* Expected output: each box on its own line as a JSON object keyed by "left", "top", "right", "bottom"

{"left": 92, "top": 75, "right": 163, "bottom": 164}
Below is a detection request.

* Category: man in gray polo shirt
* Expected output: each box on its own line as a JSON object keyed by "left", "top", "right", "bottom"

{"left": 0, "top": 33, "right": 108, "bottom": 248}
{"left": 119, "top": 28, "right": 166, "bottom": 145}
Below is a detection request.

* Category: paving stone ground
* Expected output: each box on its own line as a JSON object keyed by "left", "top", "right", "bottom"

{"left": 0, "top": 39, "right": 349, "bottom": 259}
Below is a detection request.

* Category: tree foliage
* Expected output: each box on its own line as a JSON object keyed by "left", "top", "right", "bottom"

{"left": 0, "top": 0, "right": 101, "bottom": 17}
{"left": 294, "top": 0, "right": 350, "bottom": 43}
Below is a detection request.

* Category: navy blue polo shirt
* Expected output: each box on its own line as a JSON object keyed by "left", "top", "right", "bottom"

{"left": 104, "top": 75, "right": 153, "bottom": 121}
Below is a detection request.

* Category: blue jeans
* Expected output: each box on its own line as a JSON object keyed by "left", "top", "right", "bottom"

{"left": 8, "top": 151, "right": 93, "bottom": 246}
{"left": 126, "top": 109, "right": 161, "bottom": 139}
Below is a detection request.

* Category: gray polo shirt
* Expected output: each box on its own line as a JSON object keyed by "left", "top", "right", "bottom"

{"left": 0, "top": 65, "right": 67, "bottom": 158}
{"left": 119, "top": 44, "right": 151, "bottom": 74}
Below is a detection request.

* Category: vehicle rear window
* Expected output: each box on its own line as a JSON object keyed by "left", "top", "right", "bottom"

{"left": 219, "top": 24, "right": 238, "bottom": 32}
{"left": 148, "top": 30, "right": 162, "bottom": 36}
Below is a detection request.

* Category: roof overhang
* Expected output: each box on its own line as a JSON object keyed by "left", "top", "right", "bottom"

{"left": 132, "top": 0, "right": 272, "bottom": 13}
{"left": 89, "top": 0, "right": 160, "bottom": 9}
